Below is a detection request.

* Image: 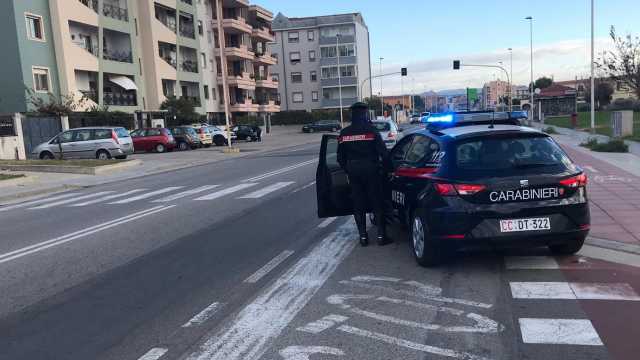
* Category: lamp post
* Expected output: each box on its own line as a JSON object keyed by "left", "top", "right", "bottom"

{"left": 508, "top": 47, "right": 513, "bottom": 111}
{"left": 525, "top": 16, "right": 534, "bottom": 122}
{"left": 590, "top": 0, "right": 595, "bottom": 132}
{"left": 379, "top": 57, "right": 384, "bottom": 116}
{"left": 336, "top": 34, "right": 344, "bottom": 128}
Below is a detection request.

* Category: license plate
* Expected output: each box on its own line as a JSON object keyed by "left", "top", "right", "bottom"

{"left": 500, "top": 217, "right": 550, "bottom": 233}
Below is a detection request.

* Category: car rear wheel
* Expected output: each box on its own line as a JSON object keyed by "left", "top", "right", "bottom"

{"left": 411, "top": 210, "right": 448, "bottom": 267}
{"left": 549, "top": 236, "right": 585, "bottom": 255}
{"left": 96, "top": 150, "right": 111, "bottom": 160}
{"left": 40, "top": 151, "right": 55, "bottom": 160}
{"left": 178, "top": 142, "right": 188, "bottom": 151}
{"left": 155, "top": 144, "right": 166, "bottom": 153}
{"left": 214, "top": 136, "right": 225, "bottom": 146}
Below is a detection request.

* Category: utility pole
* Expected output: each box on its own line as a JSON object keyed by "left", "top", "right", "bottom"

{"left": 526, "top": 16, "right": 534, "bottom": 123}
{"left": 215, "top": 0, "right": 233, "bottom": 148}
{"left": 379, "top": 57, "right": 384, "bottom": 117}
{"left": 336, "top": 34, "right": 344, "bottom": 129}
{"left": 590, "top": 0, "right": 596, "bottom": 132}
{"left": 508, "top": 47, "right": 513, "bottom": 111}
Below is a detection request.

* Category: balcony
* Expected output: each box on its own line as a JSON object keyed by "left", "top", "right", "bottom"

{"left": 103, "top": 49, "right": 133, "bottom": 63}
{"left": 103, "top": 3, "right": 129, "bottom": 22}
{"left": 181, "top": 59, "right": 198, "bottom": 73}
{"left": 155, "top": 4, "right": 177, "bottom": 33}
{"left": 252, "top": 26, "right": 274, "bottom": 42}
{"left": 213, "top": 18, "right": 252, "bottom": 34}
{"left": 257, "top": 100, "right": 280, "bottom": 113}
{"left": 255, "top": 51, "right": 277, "bottom": 65}
{"left": 249, "top": 5, "right": 274, "bottom": 22}
{"left": 179, "top": 23, "right": 195, "bottom": 39}
{"left": 181, "top": 96, "right": 201, "bottom": 107}
{"left": 80, "top": 89, "right": 98, "bottom": 103}
{"left": 321, "top": 97, "right": 358, "bottom": 108}
{"left": 78, "top": 0, "right": 98, "bottom": 12}
{"left": 255, "top": 76, "right": 277, "bottom": 89}
{"left": 219, "top": 71, "right": 256, "bottom": 90}
{"left": 320, "top": 77, "right": 358, "bottom": 87}
{"left": 104, "top": 92, "right": 137, "bottom": 106}
{"left": 215, "top": 45, "right": 255, "bottom": 61}
{"left": 230, "top": 98, "right": 259, "bottom": 112}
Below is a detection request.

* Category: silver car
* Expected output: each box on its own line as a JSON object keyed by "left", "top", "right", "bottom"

{"left": 371, "top": 119, "right": 402, "bottom": 149}
{"left": 32, "top": 127, "right": 134, "bottom": 160}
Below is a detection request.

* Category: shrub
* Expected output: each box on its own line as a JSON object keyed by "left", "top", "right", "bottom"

{"left": 543, "top": 126, "right": 559, "bottom": 134}
{"left": 580, "top": 137, "right": 628, "bottom": 152}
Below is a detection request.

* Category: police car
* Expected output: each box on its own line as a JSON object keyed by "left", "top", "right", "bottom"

{"left": 317, "top": 111, "right": 590, "bottom": 267}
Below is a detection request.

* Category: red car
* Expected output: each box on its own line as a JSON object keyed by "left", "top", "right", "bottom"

{"left": 130, "top": 128, "right": 176, "bottom": 153}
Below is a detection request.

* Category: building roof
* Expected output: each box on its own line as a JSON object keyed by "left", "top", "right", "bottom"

{"left": 272, "top": 12, "right": 367, "bottom": 31}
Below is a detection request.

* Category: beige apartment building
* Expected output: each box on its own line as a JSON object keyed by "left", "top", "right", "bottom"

{"left": 6, "top": 0, "right": 279, "bottom": 121}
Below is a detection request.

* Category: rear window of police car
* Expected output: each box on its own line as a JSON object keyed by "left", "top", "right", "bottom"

{"left": 455, "top": 134, "right": 575, "bottom": 175}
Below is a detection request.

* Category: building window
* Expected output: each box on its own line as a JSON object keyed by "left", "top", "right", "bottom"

{"left": 288, "top": 31, "right": 299, "bottom": 43}
{"left": 312, "top": 91, "right": 319, "bottom": 102}
{"left": 211, "top": 87, "right": 216, "bottom": 100}
{"left": 32, "top": 67, "right": 50, "bottom": 93}
{"left": 292, "top": 92, "right": 303, "bottom": 103}
{"left": 289, "top": 52, "right": 301, "bottom": 65}
{"left": 272, "top": 53, "right": 278, "bottom": 60}
{"left": 338, "top": 44, "right": 356, "bottom": 57}
{"left": 308, "top": 50, "right": 316, "bottom": 62}
{"left": 307, "top": 30, "right": 315, "bottom": 41}
{"left": 291, "top": 72, "right": 302, "bottom": 83}
{"left": 321, "top": 67, "right": 338, "bottom": 79}
{"left": 310, "top": 71, "right": 317, "bottom": 82}
{"left": 198, "top": 20, "right": 203, "bottom": 36}
{"left": 320, "top": 46, "right": 337, "bottom": 58}
{"left": 25, "top": 14, "right": 45, "bottom": 41}
{"left": 204, "top": 85, "right": 209, "bottom": 99}
{"left": 341, "top": 65, "right": 356, "bottom": 77}
{"left": 201, "top": 53, "right": 207, "bottom": 69}
{"left": 272, "top": 73, "right": 279, "bottom": 82}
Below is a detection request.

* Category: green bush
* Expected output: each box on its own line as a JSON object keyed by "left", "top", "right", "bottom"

{"left": 543, "top": 126, "right": 559, "bottom": 134}
{"left": 580, "top": 137, "right": 628, "bottom": 152}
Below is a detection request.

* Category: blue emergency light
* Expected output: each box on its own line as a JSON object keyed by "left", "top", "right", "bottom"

{"left": 425, "top": 114, "right": 454, "bottom": 123}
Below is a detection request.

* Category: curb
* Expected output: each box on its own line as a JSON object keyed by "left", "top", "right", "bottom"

{"left": 0, "top": 159, "right": 142, "bottom": 175}
{"left": 586, "top": 236, "right": 640, "bottom": 256}
{"left": 0, "top": 184, "right": 82, "bottom": 204}
{"left": 0, "top": 174, "right": 33, "bottom": 187}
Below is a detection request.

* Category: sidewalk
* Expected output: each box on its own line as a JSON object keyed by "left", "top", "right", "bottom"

{"left": 0, "top": 126, "right": 322, "bottom": 204}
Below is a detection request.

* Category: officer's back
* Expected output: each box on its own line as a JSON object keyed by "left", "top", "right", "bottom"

{"left": 337, "top": 120, "right": 387, "bottom": 168}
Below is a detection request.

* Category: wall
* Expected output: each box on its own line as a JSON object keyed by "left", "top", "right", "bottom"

{"left": 354, "top": 21, "right": 371, "bottom": 100}
{"left": 0, "top": 114, "right": 27, "bottom": 160}
{"left": 0, "top": 2, "right": 26, "bottom": 113}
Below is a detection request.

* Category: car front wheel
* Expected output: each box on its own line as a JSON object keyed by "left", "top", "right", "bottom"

{"left": 178, "top": 142, "right": 188, "bottom": 151}
{"left": 411, "top": 210, "right": 448, "bottom": 267}
{"left": 155, "top": 143, "right": 166, "bottom": 153}
{"left": 549, "top": 236, "right": 585, "bottom": 255}
{"left": 96, "top": 150, "right": 111, "bottom": 160}
{"left": 40, "top": 151, "right": 55, "bottom": 160}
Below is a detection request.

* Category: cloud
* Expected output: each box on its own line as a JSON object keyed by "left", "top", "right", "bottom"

{"left": 374, "top": 37, "right": 613, "bottom": 95}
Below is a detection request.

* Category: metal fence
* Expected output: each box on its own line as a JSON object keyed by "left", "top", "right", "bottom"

{"left": 0, "top": 115, "right": 15, "bottom": 137}
{"left": 68, "top": 113, "right": 136, "bottom": 130}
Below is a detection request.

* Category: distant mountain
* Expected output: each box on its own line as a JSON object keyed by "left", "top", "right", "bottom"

{"left": 421, "top": 89, "right": 481, "bottom": 96}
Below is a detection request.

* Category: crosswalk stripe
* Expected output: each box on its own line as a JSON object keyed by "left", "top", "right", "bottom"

{"left": 69, "top": 189, "right": 147, "bottom": 207}
{"left": 29, "top": 192, "right": 114, "bottom": 209}
{"left": 109, "top": 187, "right": 184, "bottom": 204}
{"left": 510, "top": 282, "right": 640, "bottom": 300}
{"left": 137, "top": 348, "right": 168, "bottom": 360}
{"left": 153, "top": 185, "right": 220, "bottom": 203}
{"left": 0, "top": 193, "right": 80, "bottom": 212}
{"left": 194, "top": 183, "right": 258, "bottom": 201}
{"left": 238, "top": 182, "right": 295, "bottom": 199}
{"left": 519, "top": 318, "right": 603, "bottom": 345}
{"left": 505, "top": 256, "right": 560, "bottom": 270}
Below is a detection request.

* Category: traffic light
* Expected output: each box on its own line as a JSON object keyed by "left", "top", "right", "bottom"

{"left": 453, "top": 60, "right": 461, "bottom": 70}
{"left": 401, "top": 67, "right": 407, "bottom": 76}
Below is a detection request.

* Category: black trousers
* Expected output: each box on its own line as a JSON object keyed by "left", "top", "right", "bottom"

{"left": 346, "top": 160, "right": 386, "bottom": 237}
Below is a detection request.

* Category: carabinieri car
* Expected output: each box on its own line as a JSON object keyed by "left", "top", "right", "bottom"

{"left": 317, "top": 111, "right": 590, "bottom": 267}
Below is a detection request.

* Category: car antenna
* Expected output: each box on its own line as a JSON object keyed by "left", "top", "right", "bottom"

{"left": 489, "top": 111, "right": 495, "bottom": 129}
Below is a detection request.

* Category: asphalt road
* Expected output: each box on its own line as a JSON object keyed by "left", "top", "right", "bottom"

{"left": 0, "top": 133, "right": 639, "bottom": 360}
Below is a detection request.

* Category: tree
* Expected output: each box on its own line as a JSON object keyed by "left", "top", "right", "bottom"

{"left": 532, "top": 77, "right": 553, "bottom": 90}
{"left": 161, "top": 96, "right": 199, "bottom": 124}
{"left": 599, "top": 26, "right": 640, "bottom": 99}
{"left": 26, "top": 88, "right": 87, "bottom": 116}
{"left": 512, "top": 98, "right": 522, "bottom": 106}
{"left": 584, "top": 81, "right": 614, "bottom": 109}
{"left": 363, "top": 96, "right": 391, "bottom": 116}
{"left": 412, "top": 95, "right": 425, "bottom": 111}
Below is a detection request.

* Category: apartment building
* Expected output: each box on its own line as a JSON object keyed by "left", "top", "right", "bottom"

{"left": 0, "top": 0, "right": 279, "bottom": 121}
{"left": 269, "top": 12, "right": 372, "bottom": 112}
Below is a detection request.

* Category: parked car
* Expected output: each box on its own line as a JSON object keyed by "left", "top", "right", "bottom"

{"left": 168, "top": 126, "right": 201, "bottom": 150}
{"left": 217, "top": 125, "right": 237, "bottom": 141}
{"left": 130, "top": 128, "right": 176, "bottom": 153}
{"left": 410, "top": 114, "right": 422, "bottom": 124}
{"left": 232, "top": 125, "right": 259, "bottom": 142}
{"left": 302, "top": 120, "right": 342, "bottom": 133}
{"left": 32, "top": 127, "right": 134, "bottom": 160}
{"left": 371, "top": 119, "right": 403, "bottom": 149}
{"left": 192, "top": 124, "right": 213, "bottom": 147}
{"left": 420, "top": 112, "right": 431, "bottom": 123}
{"left": 206, "top": 126, "right": 230, "bottom": 146}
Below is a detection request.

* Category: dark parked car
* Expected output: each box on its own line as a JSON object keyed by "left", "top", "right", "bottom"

{"left": 302, "top": 120, "right": 341, "bottom": 133}
{"left": 168, "top": 126, "right": 201, "bottom": 150}
{"left": 130, "top": 128, "right": 176, "bottom": 153}
{"left": 232, "top": 125, "right": 260, "bottom": 142}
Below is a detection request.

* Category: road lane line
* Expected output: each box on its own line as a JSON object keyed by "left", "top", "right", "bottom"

{"left": 518, "top": 318, "right": 603, "bottom": 345}
{"left": 510, "top": 282, "right": 640, "bottom": 300}
{"left": 194, "top": 183, "right": 258, "bottom": 201}
{"left": 243, "top": 250, "right": 295, "bottom": 283}
{"left": 0, "top": 193, "right": 80, "bottom": 212}
{"left": 109, "top": 187, "right": 183, "bottom": 204}
{"left": 318, "top": 217, "right": 337, "bottom": 228}
{"left": 182, "top": 302, "right": 223, "bottom": 328}
{"left": 137, "top": 348, "right": 169, "bottom": 360}
{"left": 296, "top": 314, "right": 349, "bottom": 334}
{"left": 69, "top": 189, "right": 147, "bottom": 207}
{"left": 583, "top": 165, "right": 599, "bottom": 173}
{"left": 185, "top": 221, "right": 356, "bottom": 360}
{"left": 337, "top": 325, "right": 493, "bottom": 360}
{"left": 153, "top": 185, "right": 220, "bottom": 203}
{"left": 0, "top": 206, "right": 175, "bottom": 265}
{"left": 291, "top": 181, "right": 316, "bottom": 194}
{"left": 504, "top": 256, "right": 560, "bottom": 270}
{"left": 238, "top": 182, "right": 295, "bottom": 199}
{"left": 243, "top": 159, "right": 316, "bottom": 182}
{"left": 29, "top": 191, "right": 114, "bottom": 209}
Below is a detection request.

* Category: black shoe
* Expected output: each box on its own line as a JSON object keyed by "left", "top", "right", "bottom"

{"left": 377, "top": 235, "right": 392, "bottom": 246}
{"left": 359, "top": 235, "right": 369, "bottom": 247}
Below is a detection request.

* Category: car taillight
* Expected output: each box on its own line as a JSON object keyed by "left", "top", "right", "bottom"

{"left": 560, "top": 173, "right": 588, "bottom": 188}
{"left": 395, "top": 167, "right": 438, "bottom": 178}
{"left": 111, "top": 130, "right": 120, "bottom": 145}
{"left": 435, "top": 183, "right": 486, "bottom": 196}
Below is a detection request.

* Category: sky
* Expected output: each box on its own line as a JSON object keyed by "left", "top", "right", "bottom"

{"left": 258, "top": 0, "right": 640, "bottom": 95}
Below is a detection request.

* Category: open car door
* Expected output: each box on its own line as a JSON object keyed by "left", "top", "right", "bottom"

{"left": 316, "top": 134, "right": 355, "bottom": 218}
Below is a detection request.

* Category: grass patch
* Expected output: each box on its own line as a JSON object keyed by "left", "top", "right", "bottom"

{"left": 580, "top": 137, "right": 629, "bottom": 153}
{"left": 0, "top": 174, "right": 25, "bottom": 181}
{"left": 545, "top": 111, "right": 640, "bottom": 141}
{"left": 0, "top": 159, "right": 128, "bottom": 167}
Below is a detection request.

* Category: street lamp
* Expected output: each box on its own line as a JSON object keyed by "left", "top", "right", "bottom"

{"left": 336, "top": 34, "right": 344, "bottom": 129}
{"left": 508, "top": 47, "right": 513, "bottom": 111}
{"left": 379, "top": 57, "right": 384, "bottom": 116}
{"left": 525, "top": 16, "right": 534, "bottom": 122}
{"left": 590, "top": 0, "right": 595, "bottom": 132}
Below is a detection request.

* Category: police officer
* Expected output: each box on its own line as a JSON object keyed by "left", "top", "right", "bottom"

{"left": 337, "top": 102, "right": 391, "bottom": 247}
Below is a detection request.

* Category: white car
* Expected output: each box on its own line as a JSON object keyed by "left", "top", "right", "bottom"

{"left": 371, "top": 119, "right": 402, "bottom": 149}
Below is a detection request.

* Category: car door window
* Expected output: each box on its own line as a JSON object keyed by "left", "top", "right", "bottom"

{"left": 146, "top": 128, "right": 162, "bottom": 137}
{"left": 58, "top": 131, "right": 74, "bottom": 143}
{"left": 326, "top": 136, "right": 339, "bottom": 169}
{"left": 73, "top": 129, "right": 93, "bottom": 142}
{"left": 405, "top": 135, "right": 441, "bottom": 166}
{"left": 94, "top": 129, "right": 112, "bottom": 140}
{"left": 390, "top": 135, "right": 414, "bottom": 168}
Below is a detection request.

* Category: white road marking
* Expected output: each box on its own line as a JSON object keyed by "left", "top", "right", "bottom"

{"left": 182, "top": 302, "right": 223, "bottom": 328}
{"left": 504, "top": 256, "right": 560, "bottom": 270}
{"left": 110, "top": 187, "right": 184, "bottom": 204}
{"left": 583, "top": 165, "right": 599, "bottom": 173}
{"left": 69, "top": 189, "right": 147, "bottom": 207}
{"left": 153, "top": 185, "right": 220, "bottom": 203}
{"left": 185, "top": 221, "right": 356, "bottom": 360}
{"left": 291, "top": 181, "right": 316, "bottom": 194}
{"left": 279, "top": 346, "right": 345, "bottom": 360}
{"left": 239, "top": 182, "right": 295, "bottom": 199}
{"left": 29, "top": 191, "right": 114, "bottom": 209}
{"left": 0, "top": 192, "right": 80, "bottom": 212}
{"left": 244, "top": 250, "right": 295, "bottom": 283}
{"left": 137, "top": 347, "right": 169, "bottom": 360}
{"left": 243, "top": 160, "right": 316, "bottom": 182}
{"left": 579, "top": 245, "right": 640, "bottom": 268}
{"left": 518, "top": 318, "right": 603, "bottom": 345}
{"left": 296, "top": 314, "right": 349, "bottom": 334}
{"left": 318, "top": 217, "right": 337, "bottom": 228}
{"left": 0, "top": 206, "right": 175, "bottom": 265}
{"left": 337, "top": 325, "right": 493, "bottom": 360}
{"left": 194, "top": 183, "right": 258, "bottom": 201}
{"left": 510, "top": 282, "right": 640, "bottom": 300}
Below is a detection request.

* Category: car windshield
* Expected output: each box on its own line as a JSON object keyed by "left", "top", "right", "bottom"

{"left": 371, "top": 122, "right": 391, "bottom": 131}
